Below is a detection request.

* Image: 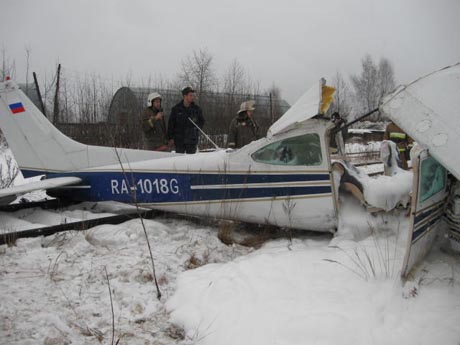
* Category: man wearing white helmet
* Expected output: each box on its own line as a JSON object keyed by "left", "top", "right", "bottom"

{"left": 141, "top": 92, "right": 168, "bottom": 151}
{"left": 228, "top": 100, "right": 259, "bottom": 149}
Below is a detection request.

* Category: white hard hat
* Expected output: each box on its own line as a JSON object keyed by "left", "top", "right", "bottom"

{"left": 147, "top": 92, "right": 162, "bottom": 106}
{"left": 237, "top": 100, "right": 256, "bottom": 114}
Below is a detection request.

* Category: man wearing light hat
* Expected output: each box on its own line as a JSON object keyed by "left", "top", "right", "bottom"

{"left": 168, "top": 86, "right": 204, "bottom": 154}
{"left": 141, "top": 92, "right": 168, "bottom": 151}
{"left": 228, "top": 100, "right": 259, "bottom": 149}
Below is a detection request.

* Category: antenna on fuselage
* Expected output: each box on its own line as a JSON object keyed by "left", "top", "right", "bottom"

{"left": 188, "top": 117, "right": 220, "bottom": 150}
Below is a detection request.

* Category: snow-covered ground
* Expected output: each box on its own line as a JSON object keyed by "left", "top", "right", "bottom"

{"left": 1, "top": 199, "right": 460, "bottom": 344}
{"left": 0, "top": 216, "right": 253, "bottom": 344}
{"left": 1, "top": 204, "right": 107, "bottom": 232}
{"left": 167, "top": 203, "right": 460, "bottom": 345}
{"left": 0, "top": 201, "right": 146, "bottom": 233}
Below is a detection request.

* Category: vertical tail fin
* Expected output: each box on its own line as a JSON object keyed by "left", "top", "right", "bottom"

{"left": 0, "top": 80, "right": 168, "bottom": 177}
{"left": 0, "top": 80, "right": 88, "bottom": 176}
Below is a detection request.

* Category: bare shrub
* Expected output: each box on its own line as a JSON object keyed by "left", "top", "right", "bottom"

{"left": 217, "top": 220, "right": 237, "bottom": 246}
{"left": 166, "top": 324, "right": 186, "bottom": 340}
{"left": 0, "top": 153, "right": 19, "bottom": 189}
{"left": 326, "top": 220, "right": 402, "bottom": 281}
{"left": 185, "top": 252, "right": 206, "bottom": 270}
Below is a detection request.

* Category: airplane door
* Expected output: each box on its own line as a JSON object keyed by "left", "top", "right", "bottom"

{"left": 401, "top": 148, "right": 449, "bottom": 279}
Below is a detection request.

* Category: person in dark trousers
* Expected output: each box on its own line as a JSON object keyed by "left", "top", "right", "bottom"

{"left": 384, "top": 121, "right": 413, "bottom": 170}
{"left": 141, "top": 92, "right": 169, "bottom": 151}
{"left": 329, "top": 112, "right": 348, "bottom": 156}
{"left": 168, "top": 87, "right": 205, "bottom": 154}
{"left": 228, "top": 100, "right": 259, "bottom": 149}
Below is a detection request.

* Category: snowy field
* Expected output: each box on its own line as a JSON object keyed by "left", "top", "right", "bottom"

{"left": 1, "top": 199, "right": 460, "bottom": 344}
{"left": 167, "top": 204, "right": 460, "bottom": 345}
{"left": 0, "top": 213, "right": 253, "bottom": 344}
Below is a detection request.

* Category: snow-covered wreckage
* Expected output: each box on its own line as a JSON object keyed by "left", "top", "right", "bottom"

{"left": 0, "top": 63, "right": 459, "bottom": 278}
{"left": 379, "top": 62, "right": 460, "bottom": 277}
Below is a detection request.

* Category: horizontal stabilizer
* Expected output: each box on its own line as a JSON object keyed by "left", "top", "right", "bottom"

{"left": 0, "top": 176, "right": 82, "bottom": 205}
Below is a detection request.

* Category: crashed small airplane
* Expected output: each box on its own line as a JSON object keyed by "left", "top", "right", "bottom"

{"left": 0, "top": 62, "right": 459, "bottom": 277}
{"left": 0, "top": 78, "right": 341, "bottom": 232}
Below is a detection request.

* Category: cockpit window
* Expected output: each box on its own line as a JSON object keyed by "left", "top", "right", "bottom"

{"left": 251, "top": 134, "right": 322, "bottom": 166}
{"left": 419, "top": 156, "right": 446, "bottom": 203}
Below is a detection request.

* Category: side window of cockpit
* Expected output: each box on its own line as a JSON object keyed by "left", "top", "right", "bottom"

{"left": 251, "top": 134, "right": 322, "bottom": 166}
{"left": 419, "top": 156, "right": 446, "bottom": 203}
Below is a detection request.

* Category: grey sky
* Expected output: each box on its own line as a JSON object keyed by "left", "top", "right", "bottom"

{"left": 1, "top": 0, "right": 459, "bottom": 103}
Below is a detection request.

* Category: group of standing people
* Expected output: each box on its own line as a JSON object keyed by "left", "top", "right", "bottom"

{"left": 142, "top": 87, "right": 204, "bottom": 154}
{"left": 142, "top": 87, "right": 259, "bottom": 153}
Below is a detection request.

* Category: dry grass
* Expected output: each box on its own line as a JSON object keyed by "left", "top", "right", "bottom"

{"left": 1, "top": 230, "right": 18, "bottom": 247}
{"left": 217, "top": 220, "right": 285, "bottom": 249}
{"left": 185, "top": 252, "right": 207, "bottom": 270}
{"left": 217, "top": 220, "right": 236, "bottom": 246}
{"left": 166, "top": 324, "right": 186, "bottom": 340}
{"left": 326, "top": 221, "right": 402, "bottom": 281}
{"left": 157, "top": 274, "right": 169, "bottom": 286}
{"left": 47, "top": 251, "right": 67, "bottom": 282}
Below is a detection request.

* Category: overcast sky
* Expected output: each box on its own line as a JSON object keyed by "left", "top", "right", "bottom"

{"left": 1, "top": 0, "right": 459, "bottom": 103}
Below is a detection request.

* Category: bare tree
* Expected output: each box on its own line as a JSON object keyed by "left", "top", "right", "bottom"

{"left": 328, "top": 71, "right": 352, "bottom": 119}
{"left": 222, "top": 59, "right": 246, "bottom": 97}
{"left": 25, "top": 46, "right": 31, "bottom": 94}
{"left": 60, "top": 76, "right": 71, "bottom": 123}
{"left": 351, "top": 54, "right": 396, "bottom": 120}
{"left": 1, "top": 48, "right": 16, "bottom": 81}
{"left": 267, "top": 83, "right": 282, "bottom": 124}
{"left": 56, "top": 71, "right": 111, "bottom": 124}
{"left": 0, "top": 154, "right": 19, "bottom": 189}
{"left": 351, "top": 54, "right": 379, "bottom": 114}
{"left": 378, "top": 57, "right": 396, "bottom": 100}
{"left": 250, "top": 78, "right": 261, "bottom": 98}
{"left": 221, "top": 59, "right": 247, "bottom": 120}
{"left": 178, "top": 48, "right": 216, "bottom": 99}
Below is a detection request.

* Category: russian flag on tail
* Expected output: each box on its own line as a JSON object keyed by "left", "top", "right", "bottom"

{"left": 9, "top": 102, "right": 25, "bottom": 114}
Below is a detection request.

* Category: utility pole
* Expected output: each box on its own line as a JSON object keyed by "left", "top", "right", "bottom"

{"left": 269, "top": 92, "right": 274, "bottom": 124}
{"left": 33, "top": 72, "right": 47, "bottom": 117}
{"left": 25, "top": 47, "right": 31, "bottom": 95}
{"left": 53, "top": 64, "right": 61, "bottom": 124}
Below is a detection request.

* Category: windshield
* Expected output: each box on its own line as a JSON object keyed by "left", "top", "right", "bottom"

{"left": 251, "top": 133, "right": 322, "bottom": 166}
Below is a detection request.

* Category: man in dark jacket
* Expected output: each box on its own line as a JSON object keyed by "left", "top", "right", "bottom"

{"left": 168, "top": 87, "right": 205, "bottom": 154}
{"left": 228, "top": 100, "right": 259, "bottom": 149}
{"left": 141, "top": 92, "right": 168, "bottom": 151}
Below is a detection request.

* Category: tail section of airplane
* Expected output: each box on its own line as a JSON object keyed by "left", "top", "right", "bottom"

{"left": 0, "top": 79, "right": 89, "bottom": 176}
{"left": 0, "top": 79, "right": 170, "bottom": 177}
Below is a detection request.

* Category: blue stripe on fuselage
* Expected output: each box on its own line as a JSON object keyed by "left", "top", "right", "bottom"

{"left": 411, "top": 203, "right": 445, "bottom": 243}
{"left": 411, "top": 216, "right": 442, "bottom": 243}
{"left": 27, "top": 170, "right": 332, "bottom": 203}
{"left": 414, "top": 202, "right": 444, "bottom": 224}
{"left": 190, "top": 173, "right": 330, "bottom": 185}
{"left": 21, "top": 169, "right": 47, "bottom": 178}
{"left": 192, "top": 185, "right": 331, "bottom": 201}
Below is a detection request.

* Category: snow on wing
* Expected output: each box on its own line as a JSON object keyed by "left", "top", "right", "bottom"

{"left": 380, "top": 62, "right": 460, "bottom": 180}
{"left": 0, "top": 177, "right": 82, "bottom": 205}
